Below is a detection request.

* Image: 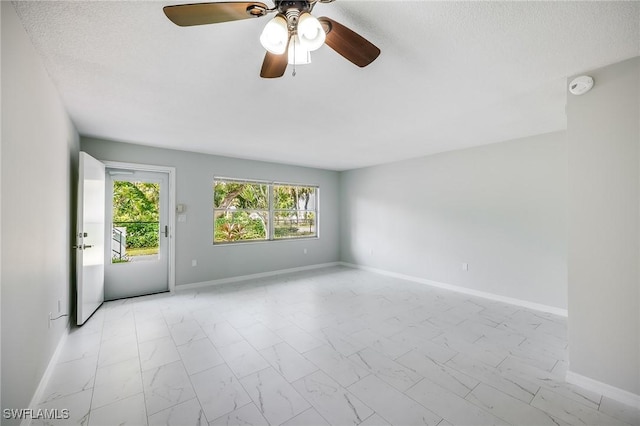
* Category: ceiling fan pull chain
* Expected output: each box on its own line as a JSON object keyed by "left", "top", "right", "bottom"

{"left": 292, "top": 39, "right": 297, "bottom": 77}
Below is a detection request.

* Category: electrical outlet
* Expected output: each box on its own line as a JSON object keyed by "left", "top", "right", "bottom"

{"left": 58, "top": 299, "right": 61, "bottom": 313}
{"left": 192, "top": 259, "right": 197, "bottom": 267}
{"left": 462, "top": 263, "right": 469, "bottom": 271}
{"left": 303, "top": 248, "right": 307, "bottom": 254}
{"left": 48, "top": 312, "right": 52, "bottom": 329}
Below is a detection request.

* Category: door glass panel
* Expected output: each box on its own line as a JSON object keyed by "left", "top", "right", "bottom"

{"left": 111, "top": 180, "right": 160, "bottom": 263}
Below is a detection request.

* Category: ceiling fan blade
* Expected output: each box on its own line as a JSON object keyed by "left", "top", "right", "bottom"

{"left": 260, "top": 51, "right": 288, "bottom": 78}
{"left": 318, "top": 17, "right": 380, "bottom": 67}
{"left": 164, "top": 2, "right": 268, "bottom": 27}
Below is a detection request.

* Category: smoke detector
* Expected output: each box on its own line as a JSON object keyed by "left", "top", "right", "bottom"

{"left": 569, "top": 76, "right": 594, "bottom": 95}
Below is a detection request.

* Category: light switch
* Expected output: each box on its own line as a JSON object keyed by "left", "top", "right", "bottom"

{"left": 178, "top": 214, "right": 187, "bottom": 223}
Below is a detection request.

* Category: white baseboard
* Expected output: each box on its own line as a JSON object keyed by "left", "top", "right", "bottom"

{"left": 340, "top": 262, "right": 568, "bottom": 317}
{"left": 21, "top": 325, "right": 70, "bottom": 426}
{"left": 566, "top": 370, "right": 640, "bottom": 408}
{"left": 177, "top": 262, "right": 341, "bottom": 291}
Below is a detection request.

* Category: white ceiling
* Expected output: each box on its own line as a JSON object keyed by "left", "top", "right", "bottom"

{"left": 13, "top": 1, "right": 640, "bottom": 170}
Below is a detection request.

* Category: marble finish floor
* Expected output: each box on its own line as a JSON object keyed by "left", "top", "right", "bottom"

{"left": 36, "top": 267, "right": 639, "bottom": 426}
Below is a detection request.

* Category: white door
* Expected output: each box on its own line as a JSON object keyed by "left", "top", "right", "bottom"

{"left": 105, "top": 169, "right": 169, "bottom": 300}
{"left": 76, "top": 152, "right": 106, "bottom": 325}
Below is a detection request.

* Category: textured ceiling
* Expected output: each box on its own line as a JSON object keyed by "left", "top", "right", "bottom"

{"left": 12, "top": 1, "right": 640, "bottom": 170}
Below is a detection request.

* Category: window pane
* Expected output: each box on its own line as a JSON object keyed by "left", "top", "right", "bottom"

{"left": 274, "top": 185, "right": 316, "bottom": 210}
{"left": 112, "top": 181, "right": 160, "bottom": 263}
{"left": 214, "top": 181, "right": 268, "bottom": 209}
{"left": 214, "top": 210, "right": 269, "bottom": 243}
{"left": 274, "top": 211, "right": 316, "bottom": 239}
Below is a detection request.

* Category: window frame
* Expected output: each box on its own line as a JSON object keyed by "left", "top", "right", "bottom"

{"left": 213, "top": 177, "right": 319, "bottom": 245}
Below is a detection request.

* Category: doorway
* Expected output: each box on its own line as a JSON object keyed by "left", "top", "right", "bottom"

{"left": 104, "top": 167, "right": 173, "bottom": 300}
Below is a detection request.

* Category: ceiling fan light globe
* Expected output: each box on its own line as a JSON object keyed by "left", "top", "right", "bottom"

{"left": 288, "top": 35, "right": 311, "bottom": 65}
{"left": 260, "top": 15, "right": 288, "bottom": 55}
{"left": 297, "top": 13, "right": 326, "bottom": 51}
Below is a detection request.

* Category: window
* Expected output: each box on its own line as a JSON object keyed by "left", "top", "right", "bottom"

{"left": 214, "top": 178, "right": 318, "bottom": 244}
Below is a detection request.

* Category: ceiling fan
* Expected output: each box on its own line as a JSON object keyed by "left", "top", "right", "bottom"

{"left": 163, "top": 0, "right": 381, "bottom": 78}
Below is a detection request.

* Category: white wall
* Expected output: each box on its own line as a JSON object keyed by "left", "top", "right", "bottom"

{"left": 340, "top": 131, "right": 567, "bottom": 310}
{"left": 566, "top": 57, "right": 640, "bottom": 397}
{"left": 81, "top": 138, "right": 340, "bottom": 288}
{"left": 1, "top": 2, "right": 79, "bottom": 422}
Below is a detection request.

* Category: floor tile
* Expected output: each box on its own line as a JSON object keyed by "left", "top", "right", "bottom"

{"left": 358, "top": 413, "right": 391, "bottom": 426}
{"left": 136, "top": 318, "right": 171, "bottom": 343}
{"left": 57, "top": 330, "right": 101, "bottom": 364}
{"left": 217, "top": 340, "right": 270, "bottom": 378}
{"left": 405, "top": 378, "right": 508, "bottom": 425}
{"left": 33, "top": 388, "right": 92, "bottom": 426}
{"left": 499, "top": 356, "right": 602, "bottom": 409}
{"left": 147, "top": 398, "right": 207, "bottom": 426}
{"left": 142, "top": 360, "right": 196, "bottom": 415}
{"left": 177, "top": 338, "right": 225, "bottom": 375}
{"left": 202, "top": 321, "right": 245, "bottom": 349}
{"left": 88, "top": 393, "right": 147, "bottom": 426}
{"left": 348, "top": 348, "right": 423, "bottom": 392}
{"left": 236, "top": 323, "right": 283, "bottom": 350}
{"left": 396, "top": 350, "right": 479, "bottom": 397}
{"left": 40, "top": 356, "right": 97, "bottom": 404}
{"left": 92, "top": 357, "right": 143, "bottom": 409}
{"left": 190, "top": 364, "right": 251, "bottom": 421}
{"left": 210, "top": 403, "right": 268, "bottom": 426}
{"left": 169, "top": 319, "right": 207, "bottom": 346}
{"left": 349, "top": 328, "right": 413, "bottom": 359}
{"left": 37, "top": 268, "right": 617, "bottom": 426}
{"left": 102, "top": 317, "right": 137, "bottom": 342}
{"left": 280, "top": 408, "right": 330, "bottom": 426}
{"left": 139, "top": 336, "right": 181, "bottom": 371}
{"left": 275, "top": 324, "right": 324, "bottom": 353}
{"left": 254, "top": 312, "right": 294, "bottom": 332}
{"left": 313, "top": 327, "right": 366, "bottom": 357}
{"left": 239, "top": 367, "right": 310, "bottom": 425}
{"left": 531, "top": 388, "right": 627, "bottom": 426}
{"left": 303, "top": 345, "right": 370, "bottom": 387}
{"left": 465, "top": 383, "right": 572, "bottom": 426}
{"left": 292, "top": 370, "right": 373, "bottom": 426}
{"left": 446, "top": 353, "right": 539, "bottom": 403}
{"left": 348, "top": 375, "right": 441, "bottom": 426}
{"left": 432, "top": 333, "right": 505, "bottom": 367}
{"left": 259, "top": 342, "right": 318, "bottom": 383}
{"left": 98, "top": 334, "right": 139, "bottom": 367}
{"left": 389, "top": 329, "right": 456, "bottom": 364}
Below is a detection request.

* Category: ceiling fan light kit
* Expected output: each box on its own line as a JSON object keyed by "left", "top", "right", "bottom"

{"left": 163, "top": 0, "right": 380, "bottom": 78}
{"left": 288, "top": 34, "right": 311, "bottom": 65}
{"left": 297, "top": 12, "right": 326, "bottom": 51}
{"left": 260, "top": 14, "right": 288, "bottom": 54}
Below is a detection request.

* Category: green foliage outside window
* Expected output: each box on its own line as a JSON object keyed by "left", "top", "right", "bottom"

{"left": 214, "top": 180, "right": 317, "bottom": 243}
{"left": 113, "top": 181, "right": 160, "bottom": 250}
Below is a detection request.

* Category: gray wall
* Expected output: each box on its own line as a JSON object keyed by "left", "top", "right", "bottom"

{"left": 1, "top": 2, "right": 80, "bottom": 421}
{"left": 81, "top": 138, "right": 340, "bottom": 286}
{"left": 340, "top": 131, "right": 568, "bottom": 309}
{"left": 567, "top": 57, "right": 639, "bottom": 395}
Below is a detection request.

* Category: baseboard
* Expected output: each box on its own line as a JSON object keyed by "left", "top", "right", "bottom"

{"left": 177, "top": 262, "right": 341, "bottom": 291}
{"left": 340, "top": 262, "right": 568, "bottom": 317}
{"left": 21, "top": 325, "right": 70, "bottom": 426}
{"left": 566, "top": 370, "right": 640, "bottom": 408}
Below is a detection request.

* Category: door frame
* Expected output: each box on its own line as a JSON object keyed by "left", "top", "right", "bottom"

{"left": 103, "top": 160, "right": 176, "bottom": 293}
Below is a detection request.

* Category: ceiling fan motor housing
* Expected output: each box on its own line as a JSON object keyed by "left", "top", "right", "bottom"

{"left": 276, "top": 1, "right": 312, "bottom": 14}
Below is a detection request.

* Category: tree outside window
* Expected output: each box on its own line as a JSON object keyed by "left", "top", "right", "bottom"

{"left": 214, "top": 179, "right": 317, "bottom": 244}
